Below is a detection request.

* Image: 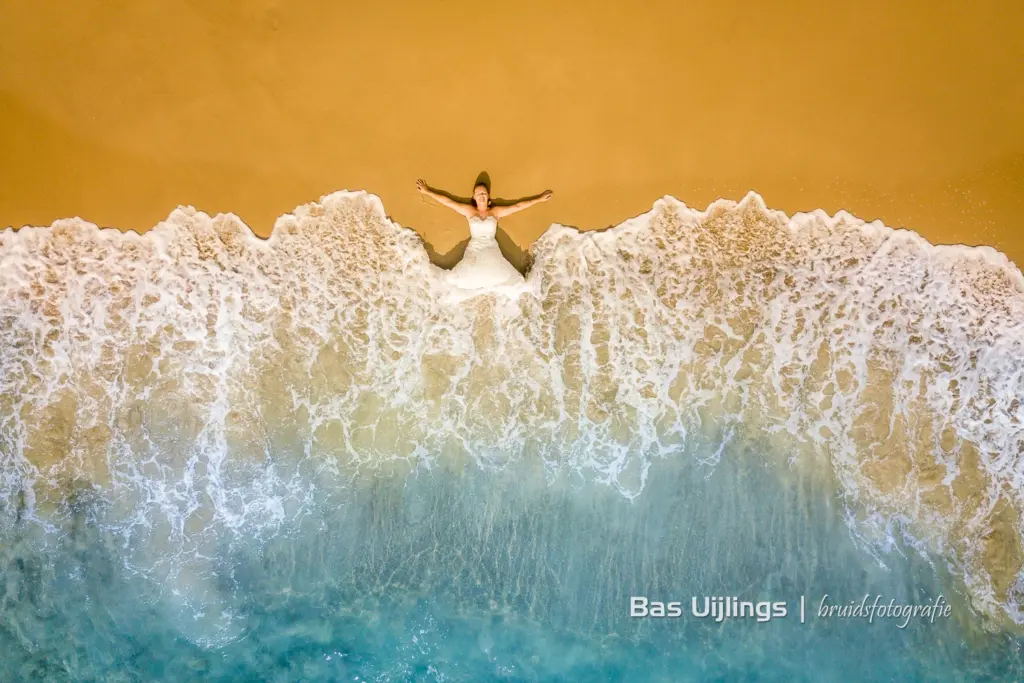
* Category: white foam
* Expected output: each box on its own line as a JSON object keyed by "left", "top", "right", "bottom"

{"left": 2, "top": 188, "right": 1023, "bottom": 627}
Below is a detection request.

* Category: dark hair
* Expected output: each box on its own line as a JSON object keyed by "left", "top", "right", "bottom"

{"left": 473, "top": 183, "right": 492, "bottom": 208}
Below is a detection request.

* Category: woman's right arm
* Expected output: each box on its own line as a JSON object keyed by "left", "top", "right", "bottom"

{"left": 417, "top": 179, "right": 473, "bottom": 216}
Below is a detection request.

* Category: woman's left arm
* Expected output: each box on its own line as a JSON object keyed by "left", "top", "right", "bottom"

{"left": 493, "top": 190, "right": 553, "bottom": 218}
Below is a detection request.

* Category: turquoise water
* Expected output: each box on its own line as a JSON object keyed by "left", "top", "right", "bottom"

{"left": 3, "top": 191, "right": 1024, "bottom": 680}
{"left": 3, "top": 447, "right": 1023, "bottom": 681}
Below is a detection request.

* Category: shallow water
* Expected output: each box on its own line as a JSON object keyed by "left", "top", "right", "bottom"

{"left": 4, "top": 447, "right": 1023, "bottom": 681}
{"left": 2, "top": 191, "right": 1023, "bottom": 680}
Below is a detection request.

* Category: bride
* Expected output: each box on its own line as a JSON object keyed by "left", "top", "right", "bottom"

{"left": 416, "top": 178, "right": 552, "bottom": 293}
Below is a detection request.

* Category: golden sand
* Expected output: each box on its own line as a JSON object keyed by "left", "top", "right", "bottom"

{"left": 1, "top": 0, "right": 1022, "bottom": 270}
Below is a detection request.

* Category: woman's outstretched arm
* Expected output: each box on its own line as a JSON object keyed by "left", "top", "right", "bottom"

{"left": 416, "top": 179, "right": 474, "bottom": 217}
{"left": 492, "top": 190, "right": 553, "bottom": 219}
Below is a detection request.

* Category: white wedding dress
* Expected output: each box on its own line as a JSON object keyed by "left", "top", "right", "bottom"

{"left": 443, "top": 215, "right": 528, "bottom": 296}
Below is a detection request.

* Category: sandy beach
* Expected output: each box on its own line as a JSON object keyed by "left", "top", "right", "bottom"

{"left": 1, "top": 0, "right": 1022, "bottom": 270}
{"left": 5, "top": 4, "right": 1024, "bottom": 678}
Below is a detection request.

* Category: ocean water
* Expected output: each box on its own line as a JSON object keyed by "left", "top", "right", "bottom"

{"left": 1, "top": 191, "right": 1023, "bottom": 681}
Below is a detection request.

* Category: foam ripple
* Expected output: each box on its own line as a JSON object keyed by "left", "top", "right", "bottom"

{"left": 2, "top": 189, "right": 1023, "bottom": 629}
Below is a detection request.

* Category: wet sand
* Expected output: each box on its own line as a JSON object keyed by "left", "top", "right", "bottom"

{"left": 1, "top": 0, "right": 1022, "bottom": 270}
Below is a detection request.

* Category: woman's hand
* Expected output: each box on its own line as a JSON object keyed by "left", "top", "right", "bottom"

{"left": 416, "top": 179, "right": 428, "bottom": 193}
{"left": 541, "top": 190, "right": 553, "bottom": 201}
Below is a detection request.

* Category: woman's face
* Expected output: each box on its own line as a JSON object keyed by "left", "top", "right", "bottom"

{"left": 473, "top": 185, "right": 489, "bottom": 208}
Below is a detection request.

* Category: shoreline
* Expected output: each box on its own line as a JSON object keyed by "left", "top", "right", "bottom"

{"left": 7, "top": 189, "right": 1024, "bottom": 288}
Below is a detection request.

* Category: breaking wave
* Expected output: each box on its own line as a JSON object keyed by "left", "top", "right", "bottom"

{"left": 2, "top": 189, "right": 1023, "bottom": 653}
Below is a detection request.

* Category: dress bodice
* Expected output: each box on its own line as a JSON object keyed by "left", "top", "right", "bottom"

{"left": 468, "top": 215, "right": 498, "bottom": 240}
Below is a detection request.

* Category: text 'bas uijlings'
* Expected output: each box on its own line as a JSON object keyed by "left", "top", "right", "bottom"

{"left": 631, "top": 596, "right": 789, "bottom": 623}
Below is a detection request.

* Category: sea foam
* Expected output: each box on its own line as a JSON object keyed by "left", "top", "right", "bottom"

{"left": 1, "top": 190, "right": 1022, "bottom": 631}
